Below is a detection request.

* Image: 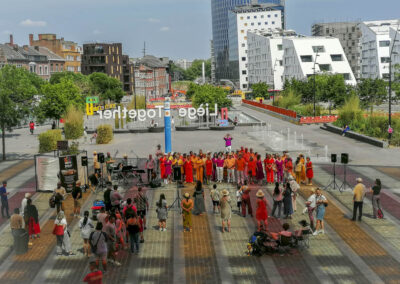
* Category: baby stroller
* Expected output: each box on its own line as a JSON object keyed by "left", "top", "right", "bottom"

{"left": 248, "top": 231, "right": 278, "bottom": 256}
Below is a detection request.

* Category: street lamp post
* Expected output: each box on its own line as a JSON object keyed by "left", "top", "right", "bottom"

{"left": 312, "top": 52, "right": 320, "bottom": 117}
{"left": 272, "top": 58, "right": 279, "bottom": 104}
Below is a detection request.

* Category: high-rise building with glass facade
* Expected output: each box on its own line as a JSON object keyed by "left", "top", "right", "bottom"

{"left": 211, "top": 0, "right": 285, "bottom": 84}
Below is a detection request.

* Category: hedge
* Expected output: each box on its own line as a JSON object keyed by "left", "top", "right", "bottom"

{"left": 96, "top": 124, "right": 113, "bottom": 144}
{"left": 38, "top": 129, "right": 63, "bottom": 153}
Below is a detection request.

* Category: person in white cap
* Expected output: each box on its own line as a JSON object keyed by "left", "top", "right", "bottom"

{"left": 21, "top": 193, "right": 31, "bottom": 218}
{"left": 220, "top": 189, "right": 232, "bottom": 233}
{"left": 352, "top": 177, "right": 366, "bottom": 221}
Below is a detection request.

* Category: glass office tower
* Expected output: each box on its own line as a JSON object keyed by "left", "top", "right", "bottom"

{"left": 211, "top": 0, "right": 285, "bottom": 83}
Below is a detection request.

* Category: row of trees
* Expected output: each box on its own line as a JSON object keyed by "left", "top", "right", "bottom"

{"left": 186, "top": 83, "right": 232, "bottom": 111}
{"left": 0, "top": 65, "right": 125, "bottom": 160}
{"left": 171, "top": 59, "right": 211, "bottom": 81}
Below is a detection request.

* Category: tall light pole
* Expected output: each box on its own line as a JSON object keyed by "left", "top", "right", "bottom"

{"left": 312, "top": 51, "right": 320, "bottom": 117}
{"left": 388, "top": 21, "right": 400, "bottom": 141}
{"left": 272, "top": 58, "right": 279, "bottom": 104}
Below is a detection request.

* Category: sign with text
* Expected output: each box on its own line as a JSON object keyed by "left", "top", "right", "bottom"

{"left": 59, "top": 155, "right": 78, "bottom": 193}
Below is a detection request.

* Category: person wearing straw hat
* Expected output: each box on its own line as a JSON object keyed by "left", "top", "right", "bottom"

{"left": 181, "top": 192, "right": 194, "bottom": 232}
{"left": 220, "top": 189, "right": 232, "bottom": 233}
{"left": 255, "top": 190, "right": 268, "bottom": 232}
{"left": 352, "top": 177, "right": 366, "bottom": 221}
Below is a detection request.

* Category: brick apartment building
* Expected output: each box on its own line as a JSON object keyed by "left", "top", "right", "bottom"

{"left": 81, "top": 43, "right": 134, "bottom": 95}
{"left": 29, "top": 33, "right": 81, "bottom": 73}
{"left": 132, "top": 55, "right": 170, "bottom": 99}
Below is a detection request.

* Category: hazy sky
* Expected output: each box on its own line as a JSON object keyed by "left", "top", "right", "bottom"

{"left": 0, "top": 0, "right": 399, "bottom": 60}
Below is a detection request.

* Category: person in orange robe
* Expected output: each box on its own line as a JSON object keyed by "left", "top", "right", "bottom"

{"left": 300, "top": 154, "right": 306, "bottom": 184}
{"left": 195, "top": 155, "right": 204, "bottom": 184}
{"left": 184, "top": 157, "right": 193, "bottom": 183}
{"left": 190, "top": 153, "right": 197, "bottom": 182}
{"left": 264, "top": 154, "right": 274, "bottom": 184}
{"left": 306, "top": 157, "right": 314, "bottom": 185}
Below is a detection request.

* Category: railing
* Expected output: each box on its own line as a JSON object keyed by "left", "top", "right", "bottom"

{"left": 242, "top": 99, "right": 297, "bottom": 118}
{"left": 300, "top": 116, "right": 338, "bottom": 124}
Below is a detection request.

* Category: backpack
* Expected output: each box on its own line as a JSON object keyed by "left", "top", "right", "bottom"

{"left": 125, "top": 205, "right": 135, "bottom": 219}
{"left": 377, "top": 209, "right": 384, "bottom": 219}
{"left": 49, "top": 194, "right": 56, "bottom": 208}
{"left": 90, "top": 231, "right": 106, "bottom": 254}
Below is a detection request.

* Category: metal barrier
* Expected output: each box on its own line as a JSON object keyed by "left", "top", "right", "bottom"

{"left": 242, "top": 99, "right": 298, "bottom": 119}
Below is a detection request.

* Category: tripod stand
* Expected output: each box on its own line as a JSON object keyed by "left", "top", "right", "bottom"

{"left": 323, "top": 162, "right": 340, "bottom": 191}
{"left": 169, "top": 167, "right": 183, "bottom": 213}
{"left": 338, "top": 164, "right": 351, "bottom": 192}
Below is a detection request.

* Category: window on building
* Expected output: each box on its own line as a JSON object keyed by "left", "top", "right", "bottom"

{"left": 50, "top": 64, "right": 53, "bottom": 72}
{"left": 241, "top": 30, "right": 244, "bottom": 34}
{"left": 242, "top": 70, "right": 247, "bottom": 75}
{"left": 242, "top": 57, "right": 246, "bottom": 61}
{"left": 39, "top": 66, "right": 42, "bottom": 75}
{"left": 312, "top": 46, "right": 325, "bottom": 53}
{"left": 76, "top": 56, "right": 81, "bottom": 61}
{"left": 301, "top": 55, "right": 313, "bottom": 62}
{"left": 44, "top": 66, "right": 48, "bottom": 75}
{"left": 268, "top": 15, "right": 271, "bottom": 18}
{"left": 251, "top": 23, "right": 254, "bottom": 26}
{"left": 381, "top": 57, "right": 390, "bottom": 63}
{"left": 240, "top": 16, "right": 244, "bottom": 20}
{"left": 319, "top": 64, "right": 331, "bottom": 71}
{"left": 247, "top": 16, "right": 250, "bottom": 19}
{"left": 277, "top": 44, "right": 283, "bottom": 51}
{"left": 341, "top": 73, "right": 351, "bottom": 80}
{"left": 265, "top": 22, "right": 268, "bottom": 25}
{"left": 275, "top": 14, "right": 278, "bottom": 17}
{"left": 352, "top": 26, "right": 356, "bottom": 32}
{"left": 254, "top": 16, "right": 257, "bottom": 19}
{"left": 326, "top": 28, "right": 329, "bottom": 34}
{"left": 379, "top": 40, "right": 390, "bottom": 47}
{"left": 261, "top": 15, "right": 264, "bottom": 18}
{"left": 244, "top": 23, "right": 248, "bottom": 26}
{"left": 272, "top": 21, "right": 275, "bottom": 25}
{"left": 242, "top": 84, "right": 248, "bottom": 89}
{"left": 279, "top": 60, "right": 283, "bottom": 66}
{"left": 258, "top": 22, "right": 261, "bottom": 25}
{"left": 382, "top": 73, "right": 390, "bottom": 79}
{"left": 330, "top": 54, "right": 343, "bottom": 61}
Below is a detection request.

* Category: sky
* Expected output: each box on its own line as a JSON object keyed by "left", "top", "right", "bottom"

{"left": 0, "top": 0, "right": 399, "bottom": 61}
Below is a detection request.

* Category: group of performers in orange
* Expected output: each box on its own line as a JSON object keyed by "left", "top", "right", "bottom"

{"left": 155, "top": 148, "right": 314, "bottom": 186}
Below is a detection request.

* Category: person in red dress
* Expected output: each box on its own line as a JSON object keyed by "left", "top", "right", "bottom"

{"left": 205, "top": 155, "right": 213, "bottom": 184}
{"left": 247, "top": 156, "right": 257, "bottom": 185}
{"left": 241, "top": 186, "right": 253, "bottom": 217}
{"left": 306, "top": 157, "right": 314, "bottom": 186}
{"left": 183, "top": 158, "right": 193, "bottom": 183}
{"left": 264, "top": 154, "right": 275, "bottom": 184}
{"left": 160, "top": 155, "right": 166, "bottom": 180}
{"left": 255, "top": 190, "right": 268, "bottom": 232}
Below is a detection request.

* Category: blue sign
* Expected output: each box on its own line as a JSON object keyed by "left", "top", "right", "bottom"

{"left": 219, "top": 119, "right": 228, "bottom": 127}
{"left": 164, "top": 99, "right": 172, "bottom": 153}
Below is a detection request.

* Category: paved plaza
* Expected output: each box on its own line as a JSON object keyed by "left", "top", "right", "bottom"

{"left": 1, "top": 108, "right": 400, "bottom": 283}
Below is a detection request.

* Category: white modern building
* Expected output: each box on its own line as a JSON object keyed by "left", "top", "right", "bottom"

{"left": 360, "top": 20, "right": 399, "bottom": 80}
{"left": 248, "top": 29, "right": 296, "bottom": 90}
{"left": 175, "top": 59, "right": 193, "bottom": 70}
{"left": 228, "top": 4, "right": 283, "bottom": 90}
{"left": 282, "top": 37, "right": 357, "bottom": 85}
{"left": 390, "top": 26, "right": 400, "bottom": 73}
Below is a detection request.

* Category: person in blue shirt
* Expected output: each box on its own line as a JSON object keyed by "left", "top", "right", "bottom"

{"left": 0, "top": 181, "right": 10, "bottom": 218}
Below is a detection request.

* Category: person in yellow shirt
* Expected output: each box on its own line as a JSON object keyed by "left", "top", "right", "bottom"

{"left": 352, "top": 178, "right": 366, "bottom": 221}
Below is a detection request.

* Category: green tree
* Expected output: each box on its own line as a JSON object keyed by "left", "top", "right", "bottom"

{"left": 88, "top": 73, "right": 125, "bottom": 103}
{"left": 392, "top": 64, "right": 400, "bottom": 100}
{"left": 357, "top": 78, "right": 387, "bottom": 113}
{"left": 189, "top": 84, "right": 232, "bottom": 112}
{"left": 183, "top": 59, "right": 211, "bottom": 81}
{"left": 0, "top": 65, "right": 41, "bottom": 160}
{"left": 251, "top": 82, "right": 269, "bottom": 99}
{"left": 50, "top": 71, "right": 90, "bottom": 94}
{"left": 38, "top": 78, "right": 84, "bottom": 122}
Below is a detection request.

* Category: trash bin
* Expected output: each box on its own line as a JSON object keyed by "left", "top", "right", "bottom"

{"left": 13, "top": 228, "right": 29, "bottom": 255}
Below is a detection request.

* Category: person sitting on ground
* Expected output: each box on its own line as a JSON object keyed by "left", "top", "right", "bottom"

{"left": 270, "top": 223, "right": 292, "bottom": 241}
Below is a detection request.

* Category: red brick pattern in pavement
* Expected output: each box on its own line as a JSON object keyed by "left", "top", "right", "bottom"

{"left": 0, "top": 160, "right": 33, "bottom": 182}
{"left": 0, "top": 191, "right": 91, "bottom": 283}
{"left": 298, "top": 184, "right": 400, "bottom": 283}
{"left": 182, "top": 186, "right": 221, "bottom": 284}
{"left": 247, "top": 185, "right": 320, "bottom": 284}
{"left": 320, "top": 165, "right": 400, "bottom": 221}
